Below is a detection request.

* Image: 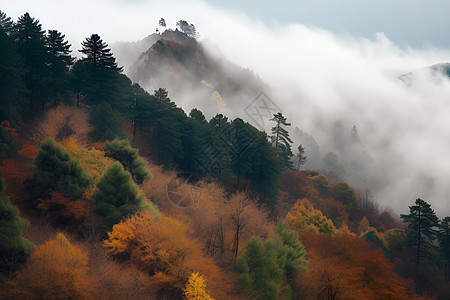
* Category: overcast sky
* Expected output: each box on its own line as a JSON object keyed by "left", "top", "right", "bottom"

{"left": 3, "top": 0, "right": 450, "bottom": 49}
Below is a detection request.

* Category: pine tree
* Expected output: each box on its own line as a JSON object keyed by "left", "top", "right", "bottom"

{"left": 0, "top": 10, "right": 14, "bottom": 35}
{"left": 438, "top": 217, "right": 450, "bottom": 281}
{"left": 89, "top": 101, "right": 127, "bottom": 141}
{"left": 104, "top": 139, "right": 150, "bottom": 184}
{"left": 0, "top": 26, "right": 26, "bottom": 127}
{"left": 234, "top": 222, "right": 307, "bottom": 299}
{"left": 80, "top": 33, "right": 121, "bottom": 71}
{"left": 295, "top": 144, "right": 307, "bottom": 171}
{"left": 270, "top": 112, "right": 293, "bottom": 169}
{"left": 0, "top": 177, "right": 35, "bottom": 277}
{"left": 400, "top": 198, "right": 439, "bottom": 282}
{"left": 25, "top": 138, "right": 93, "bottom": 201}
{"left": 151, "top": 88, "right": 184, "bottom": 165}
{"left": 13, "top": 13, "right": 49, "bottom": 114}
{"left": 79, "top": 34, "right": 123, "bottom": 104}
{"left": 45, "top": 30, "right": 73, "bottom": 105}
{"left": 248, "top": 132, "right": 282, "bottom": 207}
{"left": 93, "top": 162, "right": 148, "bottom": 231}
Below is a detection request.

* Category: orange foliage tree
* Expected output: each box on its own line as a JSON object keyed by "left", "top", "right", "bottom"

{"left": 103, "top": 211, "right": 232, "bottom": 299}
{"left": 4, "top": 233, "right": 99, "bottom": 299}
{"left": 296, "top": 232, "right": 412, "bottom": 300}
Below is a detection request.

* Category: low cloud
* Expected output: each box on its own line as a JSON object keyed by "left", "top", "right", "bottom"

{"left": 5, "top": 0, "right": 450, "bottom": 216}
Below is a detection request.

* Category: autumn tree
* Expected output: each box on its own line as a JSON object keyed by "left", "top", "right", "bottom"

{"left": 4, "top": 233, "right": 98, "bottom": 299}
{"left": 0, "top": 177, "right": 34, "bottom": 278}
{"left": 104, "top": 138, "right": 150, "bottom": 184}
{"left": 93, "top": 161, "right": 157, "bottom": 232}
{"left": 25, "top": 138, "right": 93, "bottom": 201}
{"left": 35, "top": 105, "right": 92, "bottom": 146}
{"left": 183, "top": 272, "right": 214, "bottom": 300}
{"left": 285, "top": 198, "right": 337, "bottom": 234}
{"left": 400, "top": 198, "right": 439, "bottom": 282}
{"left": 296, "top": 232, "right": 410, "bottom": 300}
{"left": 104, "top": 212, "right": 230, "bottom": 298}
{"left": 270, "top": 112, "right": 293, "bottom": 169}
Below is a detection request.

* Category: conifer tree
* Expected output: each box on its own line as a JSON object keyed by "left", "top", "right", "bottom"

{"left": 89, "top": 101, "right": 127, "bottom": 141}
{"left": 400, "top": 198, "right": 439, "bottom": 282}
{"left": 151, "top": 88, "right": 184, "bottom": 165}
{"left": 93, "top": 162, "right": 149, "bottom": 231}
{"left": 438, "top": 217, "right": 450, "bottom": 281}
{"left": 45, "top": 30, "right": 73, "bottom": 105}
{"left": 13, "top": 13, "right": 48, "bottom": 113}
{"left": 104, "top": 138, "right": 150, "bottom": 184}
{"left": 270, "top": 112, "right": 293, "bottom": 169}
{"left": 234, "top": 222, "right": 307, "bottom": 299}
{"left": 295, "top": 144, "right": 307, "bottom": 171}
{"left": 0, "top": 10, "right": 14, "bottom": 35}
{"left": 0, "top": 177, "right": 35, "bottom": 277}
{"left": 0, "top": 26, "right": 26, "bottom": 127}
{"left": 25, "top": 138, "right": 93, "bottom": 201}
{"left": 79, "top": 34, "right": 123, "bottom": 104}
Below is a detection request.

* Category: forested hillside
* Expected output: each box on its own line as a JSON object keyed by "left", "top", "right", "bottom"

{"left": 1, "top": 11, "right": 449, "bottom": 299}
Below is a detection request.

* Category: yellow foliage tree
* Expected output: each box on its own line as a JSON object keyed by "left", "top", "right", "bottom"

{"left": 358, "top": 216, "right": 370, "bottom": 234}
{"left": 5, "top": 233, "right": 98, "bottom": 299}
{"left": 183, "top": 272, "right": 214, "bottom": 300}
{"left": 64, "top": 138, "right": 114, "bottom": 182}
{"left": 104, "top": 212, "right": 232, "bottom": 298}
{"left": 285, "top": 198, "right": 337, "bottom": 234}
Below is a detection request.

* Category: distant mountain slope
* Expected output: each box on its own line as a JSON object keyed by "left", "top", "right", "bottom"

{"left": 113, "top": 30, "right": 266, "bottom": 117}
{"left": 399, "top": 62, "right": 450, "bottom": 83}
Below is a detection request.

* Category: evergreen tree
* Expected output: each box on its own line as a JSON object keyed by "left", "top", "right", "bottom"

{"left": 248, "top": 132, "right": 282, "bottom": 207}
{"left": 69, "top": 60, "right": 93, "bottom": 107}
{"left": 0, "top": 177, "right": 35, "bottom": 277}
{"left": 438, "top": 217, "right": 450, "bottom": 281}
{"left": 0, "top": 26, "right": 26, "bottom": 127}
{"left": 104, "top": 139, "right": 150, "bottom": 184}
{"left": 79, "top": 34, "right": 123, "bottom": 104}
{"left": 0, "top": 125, "right": 17, "bottom": 158}
{"left": 179, "top": 111, "right": 211, "bottom": 176}
{"left": 270, "top": 112, "right": 293, "bottom": 169}
{"left": 0, "top": 10, "right": 14, "bottom": 35}
{"left": 45, "top": 30, "right": 73, "bottom": 105}
{"left": 89, "top": 101, "right": 127, "bottom": 141}
{"left": 151, "top": 88, "right": 184, "bottom": 165}
{"left": 13, "top": 13, "right": 49, "bottom": 114}
{"left": 234, "top": 222, "right": 307, "bottom": 299}
{"left": 176, "top": 20, "right": 197, "bottom": 37}
{"left": 93, "top": 162, "right": 150, "bottom": 231}
{"left": 400, "top": 198, "right": 439, "bottom": 282}
{"left": 295, "top": 144, "right": 307, "bottom": 171}
{"left": 24, "top": 138, "right": 93, "bottom": 201}
{"left": 350, "top": 125, "right": 360, "bottom": 143}
{"left": 209, "top": 113, "right": 229, "bottom": 131}
{"left": 80, "top": 33, "right": 121, "bottom": 72}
